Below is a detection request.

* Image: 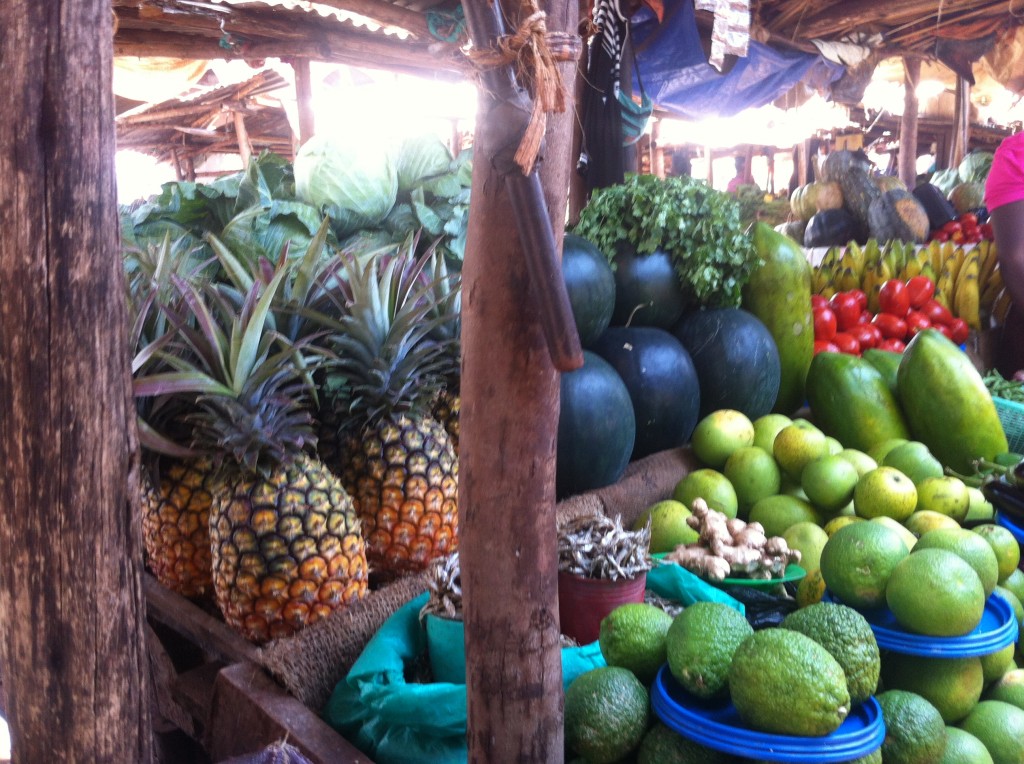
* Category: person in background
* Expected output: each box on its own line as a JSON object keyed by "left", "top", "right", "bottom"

{"left": 984, "top": 132, "right": 1024, "bottom": 375}
{"left": 727, "top": 155, "right": 747, "bottom": 194}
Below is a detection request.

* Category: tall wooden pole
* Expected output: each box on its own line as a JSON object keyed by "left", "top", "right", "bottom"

{"left": 898, "top": 57, "right": 921, "bottom": 187}
{"left": 460, "top": 0, "right": 579, "bottom": 757}
{"left": 291, "top": 58, "right": 316, "bottom": 147}
{"left": 0, "top": 0, "right": 152, "bottom": 761}
{"left": 948, "top": 75, "right": 972, "bottom": 169}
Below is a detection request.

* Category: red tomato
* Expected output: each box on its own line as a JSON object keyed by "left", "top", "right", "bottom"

{"left": 949, "top": 317, "right": 970, "bottom": 344}
{"left": 849, "top": 323, "right": 880, "bottom": 350}
{"left": 858, "top": 310, "right": 873, "bottom": 324}
{"left": 980, "top": 222, "right": 994, "bottom": 240}
{"left": 829, "top": 292, "right": 862, "bottom": 331}
{"left": 833, "top": 332, "right": 861, "bottom": 355}
{"left": 849, "top": 289, "right": 867, "bottom": 311}
{"left": 871, "top": 313, "right": 908, "bottom": 340}
{"left": 878, "top": 279, "right": 911, "bottom": 318}
{"left": 960, "top": 212, "right": 978, "bottom": 227}
{"left": 811, "top": 294, "right": 828, "bottom": 310}
{"left": 905, "top": 310, "right": 932, "bottom": 336}
{"left": 934, "top": 323, "right": 955, "bottom": 340}
{"left": 920, "top": 299, "right": 954, "bottom": 327}
{"left": 813, "top": 306, "right": 838, "bottom": 341}
{"left": 931, "top": 230, "right": 950, "bottom": 243}
{"left": 942, "top": 220, "right": 963, "bottom": 235}
{"left": 813, "top": 340, "right": 840, "bottom": 355}
{"left": 878, "top": 338, "right": 907, "bottom": 353}
{"left": 905, "top": 276, "right": 935, "bottom": 309}
{"left": 952, "top": 230, "right": 965, "bottom": 244}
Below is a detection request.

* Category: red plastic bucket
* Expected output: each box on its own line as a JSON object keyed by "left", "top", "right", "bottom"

{"left": 557, "top": 571, "right": 647, "bottom": 645}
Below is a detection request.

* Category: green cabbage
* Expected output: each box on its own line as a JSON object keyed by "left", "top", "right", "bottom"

{"left": 929, "top": 168, "right": 961, "bottom": 196}
{"left": 396, "top": 134, "right": 454, "bottom": 193}
{"left": 294, "top": 133, "right": 398, "bottom": 235}
{"left": 958, "top": 151, "right": 993, "bottom": 184}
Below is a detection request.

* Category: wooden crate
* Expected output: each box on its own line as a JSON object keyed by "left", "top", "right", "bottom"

{"left": 144, "top": 575, "right": 373, "bottom": 763}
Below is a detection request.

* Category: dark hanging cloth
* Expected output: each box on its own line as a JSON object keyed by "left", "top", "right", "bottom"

{"left": 935, "top": 34, "right": 997, "bottom": 86}
{"left": 578, "top": 0, "right": 629, "bottom": 193}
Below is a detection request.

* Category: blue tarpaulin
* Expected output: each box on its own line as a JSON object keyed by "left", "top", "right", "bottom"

{"left": 631, "top": 0, "right": 845, "bottom": 120}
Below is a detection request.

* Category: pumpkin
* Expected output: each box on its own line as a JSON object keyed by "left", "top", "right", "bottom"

{"left": 867, "top": 189, "right": 931, "bottom": 243}
{"left": 834, "top": 167, "right": 879, "bottom": 242}
{"left": 774, "top": 219, "right": 807, "bottom": 243}
{"left": 791, "top": 182, "right": 844, "bottom": 221}
{"left": 912, "top": 183, "right": 957, "bottom": 231}
{"left": 804, "top": 208, "right": 859, "bottom": 248}
{"left": 874, "top": 175, "right": 907, "bottom": 193}
{"left": 819, "top": 149, "right": 874, "bottom": 183}
{"left": 947, "top": 182, "right": 986, "bottom": 215}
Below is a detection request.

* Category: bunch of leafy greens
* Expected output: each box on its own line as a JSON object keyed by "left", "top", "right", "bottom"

{"left": 573, "top": 174, "right": 759, "bottom": 308}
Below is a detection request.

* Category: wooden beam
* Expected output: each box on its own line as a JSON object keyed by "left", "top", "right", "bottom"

{"left": 311, "top": 0, "right": 433, "bottom": 39}
{"left": 898, "top": 57, "right": 921, "bottom": 187}
{"left": 291, "top": 58, "right": 316, "bottom": 147}
{"left": 948, "top": 76, "right": 972, "bottom": 169}
{"left": 232, "top": 110, "right": 252, "bottom": 168}
{"left": 113, "top": 28, "right": 466, "bottom": 78}
{"left": 0, "top": 0, "right": 152, "bottom": 759}
{"left": 796, "top": 0, "right": 982, "bottom": 40}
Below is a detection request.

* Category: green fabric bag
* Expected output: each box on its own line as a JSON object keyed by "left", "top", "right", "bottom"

{"left": 323, "top": 592, "right": 605, "bottom": 763}
{"left": 645, "top": 562, "right": 746, "bottom": 615}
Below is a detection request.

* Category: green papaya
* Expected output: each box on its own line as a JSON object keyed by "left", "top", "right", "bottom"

{"left": 806, "top": 352, "right": 911, "bottom": 453}
{"left": 861, "top": 348, "right": 902, "bottom": 396}
{"left": 743, "top": 223, "right": 814, "bottom": 416}
{"left": 896, "top": 328, "right": 1008, "bottom": 473}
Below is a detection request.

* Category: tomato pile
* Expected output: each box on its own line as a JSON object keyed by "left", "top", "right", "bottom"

{"left": 811, "top": 276, "right": 969, "bottom": 355}
{"left": 928, "top": 212, "right": 992, "bottom": 244}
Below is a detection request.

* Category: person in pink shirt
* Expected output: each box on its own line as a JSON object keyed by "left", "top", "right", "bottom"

{"left": 985, "top": 134, "right": 1024, "bottom": 375}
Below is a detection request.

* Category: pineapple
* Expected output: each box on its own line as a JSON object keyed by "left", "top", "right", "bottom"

{"left": 321, "top": 236, "right": 460, "bottom": 578}
{"left": 135, "top": 230, "right": 368, "bottom": 642}
{"left": 127, "top": 234, "right": 218, "bottom": 598}
{"left": 425, "top": 251, "right": 462, "bottom": 452}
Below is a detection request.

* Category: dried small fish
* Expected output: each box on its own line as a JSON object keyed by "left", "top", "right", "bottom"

{"left": 420, "top": 552, "right": 463, "bottom": 623}
{"left": 558, "top": 514, "right": 652, "bottom": 581}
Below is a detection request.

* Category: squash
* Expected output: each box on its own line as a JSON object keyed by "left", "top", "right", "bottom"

{"left": 867, "top": 188, "right": 930, "bottom": 243}
{"left": 834, "top": 167, "right": 879, "bottom": 242}
{"left": 556, "top": 351, "right": 636, "bottom": 499}
{"left": 671, "top": 307, "right": 781, "bottom": 420}
{"left": 819, "top": 149, "right": 874, "bottom": 183}
{"left": 804, "top": 208, "right": 859, "bottom": 248}
{"left": 947, "top": 182, "right": 986, "bottom": 215}
{"left": 591, "top": 326, "right": 700, "bottom": 460}
{"left": 912, "top": 183, "right": 957, "bottom": 231}
{"left": 774, "top": 219, "right": 807, "bottom": 243}
{"left": 874, "top": 175, "right": 907, "bottom": 193}
{"left": 562, "top": 234, "right": 616, "bottom": 348}
{"left": 609, "top": 242, "right": 690, "bottom": 329}
{"left": 790, "top": 182, "right": 843, "bottom": 221}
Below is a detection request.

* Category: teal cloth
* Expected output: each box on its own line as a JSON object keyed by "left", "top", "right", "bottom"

{"left": 646, "top": 561, "right": 745, "bottom": 615}
{"left": 323, "top": 592, "right": 605, "bottom": 763}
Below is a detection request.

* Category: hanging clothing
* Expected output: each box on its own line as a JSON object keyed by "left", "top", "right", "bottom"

{"left": 578, "top": 0, "right": 629, "bottom": 193}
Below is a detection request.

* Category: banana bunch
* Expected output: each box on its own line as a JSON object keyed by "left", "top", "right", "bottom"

{"left": 812, "top": 238, "right": 1010, "bottom": 330}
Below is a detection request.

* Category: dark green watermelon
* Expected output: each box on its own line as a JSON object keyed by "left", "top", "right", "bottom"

{"left": 556, "top": 351, "right": 636, "bottom": 499}
{"left": 610, "top": 242, "right": 690, "bottom": 329}
{"left": 591, "top": 326, "right": 700, "bottom": 459}
{"left": 562, "top": 234, "right": 616, "bottom": 348}
{"left": 671, "top": 308, "right": 781, "bottom": 420}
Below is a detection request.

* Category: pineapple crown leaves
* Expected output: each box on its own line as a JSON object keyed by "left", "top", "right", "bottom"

{"left": 319, "top": 233, "right": 460, "bottom": 429}
{"left": 133, "top": 265, "right": 325, "bottom": 473}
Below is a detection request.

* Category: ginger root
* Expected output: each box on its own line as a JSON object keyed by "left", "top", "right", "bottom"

{"left": 665, "top": 500, "right": 801, "bottom": 581}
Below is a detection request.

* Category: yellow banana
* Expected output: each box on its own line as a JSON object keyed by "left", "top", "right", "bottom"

{"left": 863, "top": 268, "right": 883, "bottom": 314}
{"left": 935, "top": 260, "right": 955, "bottom": 309}
{"left": 953, "top": 254, "right": 981, "bottom": 330}
{"left": 837, "top": 265, "right": 861, "bottom": 294}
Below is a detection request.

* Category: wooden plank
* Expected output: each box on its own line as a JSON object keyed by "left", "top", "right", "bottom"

{"left": 206, "top": 663, "right": 374, "bottom": 764}
{"left": 144, "top": 574, "right": 261, "bottom": 666}
{"left": 0, "top": 0, "right": 152, "bottom": 759}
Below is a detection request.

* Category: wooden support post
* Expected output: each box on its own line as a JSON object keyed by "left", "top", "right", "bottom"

{"left": 460, "top": 0, "right": 579, "bottom": 757}
{"left": 291, "top": 57, "right": 316, "bottom": 147}
{"left": 567, "top": 0, "right": 590, "bottom": 226}
{"left": 948, "top": 75, "right": 972, "bottom": 169}
{"left": 651, "top": 118, "right": 665, "bottom": 178}
{"left": 899, "top": 57, "right": 921, "bottom": 187}
{"left": 233, "top": 109, "right": 253, "bottom": 169}
{"left": 0, "top": 0, "right": 152, "bottom": 760}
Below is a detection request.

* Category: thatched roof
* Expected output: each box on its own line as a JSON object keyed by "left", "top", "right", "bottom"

{"left": 115, "top": 68, "right": 293, "bottom": 168}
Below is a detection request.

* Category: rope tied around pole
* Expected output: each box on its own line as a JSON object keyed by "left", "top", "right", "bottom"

{"left": 468, "top": 1, "right": 581, "bottom": 175}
